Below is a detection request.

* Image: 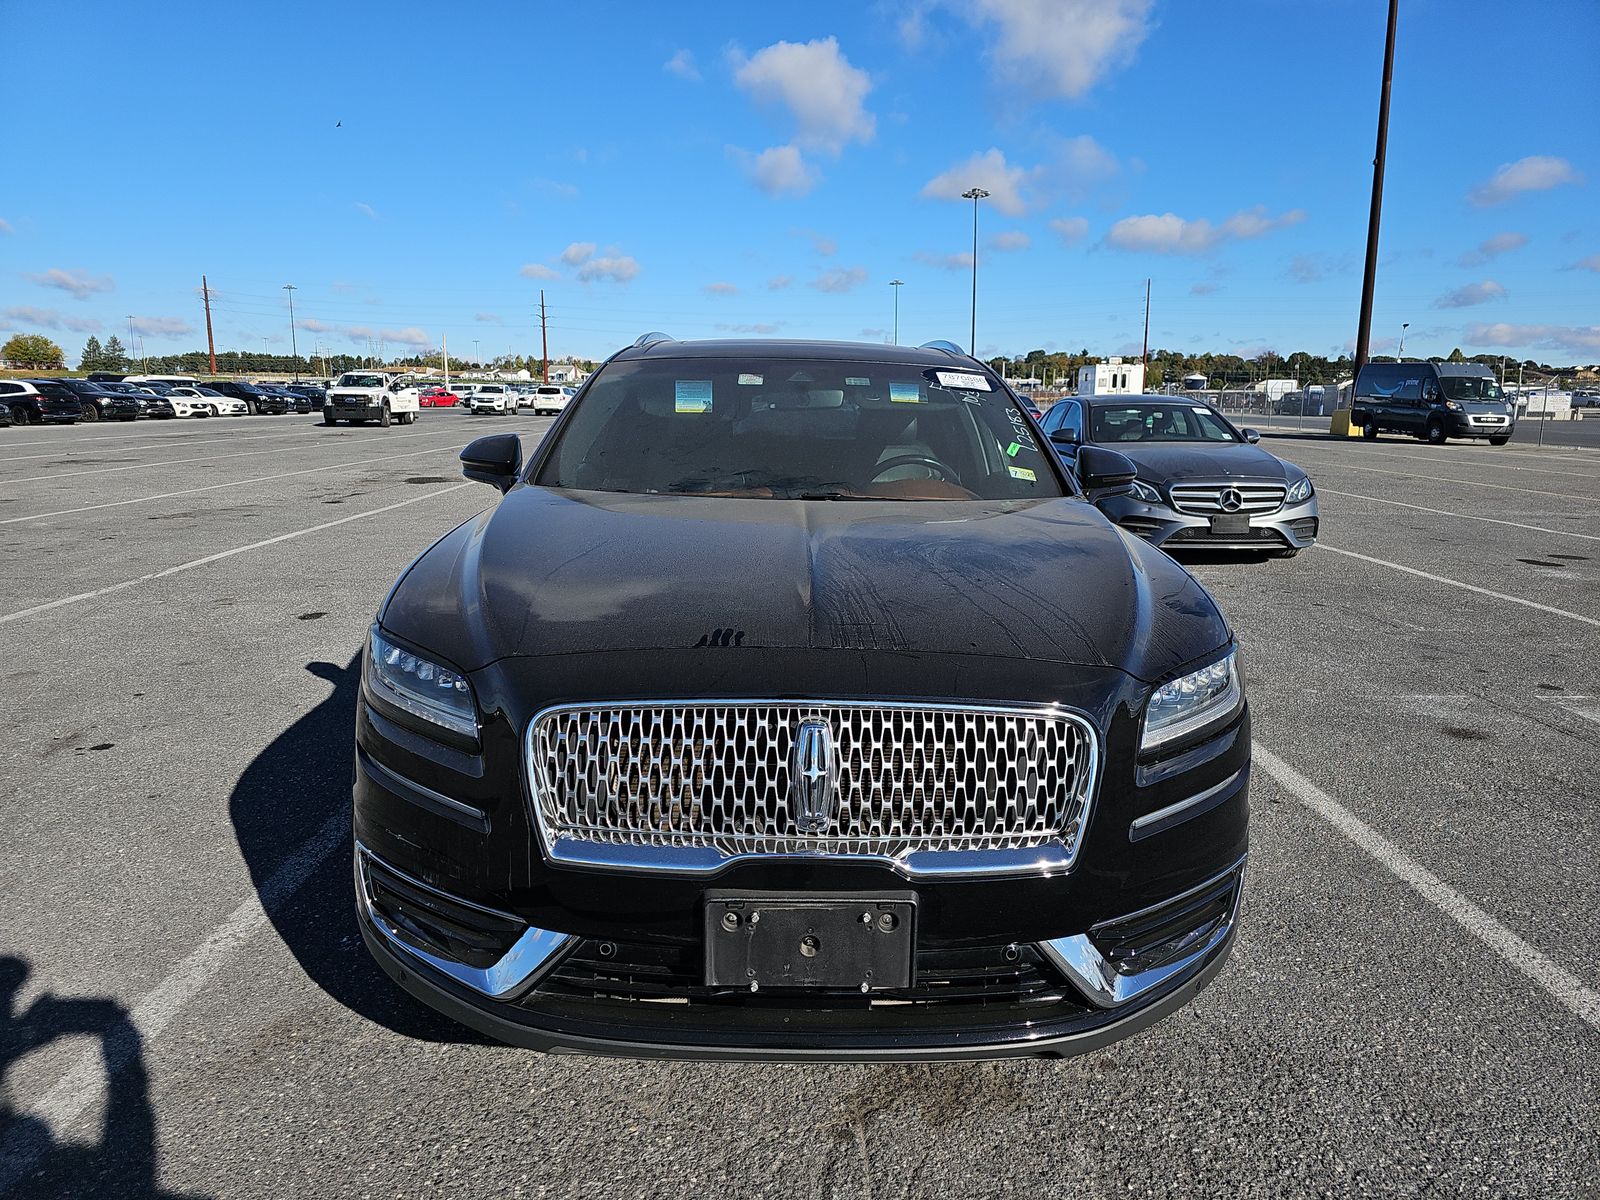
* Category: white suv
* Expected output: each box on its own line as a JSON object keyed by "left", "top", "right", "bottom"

{"left": 533, "top": 384, "right": 573, "bottom": 415}
{"left": 469, "top": 384, "right": 511, "bottom": 415}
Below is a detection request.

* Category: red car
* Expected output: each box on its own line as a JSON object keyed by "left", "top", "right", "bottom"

{"left": 419, "top": 387, "right": 459, "bottom": 407}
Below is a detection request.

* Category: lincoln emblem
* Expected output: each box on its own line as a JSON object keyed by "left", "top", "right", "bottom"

{"left": 790, "top": 719, "right": 836, "bottom": 833}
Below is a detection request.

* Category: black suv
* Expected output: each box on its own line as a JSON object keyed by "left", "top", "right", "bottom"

{"left": 354, "top": 335, "right": 1249, "bottom": 1060}
{"left": 1, "top": 381, "right": 83, "bottom": 424}
{"left": 206, "top": 380, "right": 286, "bottom": 415}
{"left": 49, "top": 378, "right": 121, "bottom": 420}
{"left": 27, "top": 378, "right": 101, "bottom": 421}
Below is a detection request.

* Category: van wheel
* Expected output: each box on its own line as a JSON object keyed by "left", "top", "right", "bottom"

{"left": 1425, "top": 420, "right": 1446, "bottom": 445}
{"left": 1362, "top": 421, "right": 1378, "bottom": 440}
{"left": 1489, "top": 436, "right": 1509, "bottom": 446}
{"left": 379, "top": 405, "right": 392, "bottom": 427}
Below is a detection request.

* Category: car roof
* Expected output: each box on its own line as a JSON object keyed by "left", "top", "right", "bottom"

{"left": 610, "top": 337, "right": 981, "bottom": 367}
{"left": 1082, "top": 393, "right": 1213, "bottom": 406}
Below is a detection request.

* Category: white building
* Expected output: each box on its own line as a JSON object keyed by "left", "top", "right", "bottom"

{"left": 1251, "top": 378, "right": 1300, "bottom": 401}
{"left": 1076, "top": 358, "right": 1146, "bottom": 396}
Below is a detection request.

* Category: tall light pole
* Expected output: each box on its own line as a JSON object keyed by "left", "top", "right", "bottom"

{"left": 474, "top": 339, "right": 481, "bottom": 366}
{"left": 962, "top": 188, "right": 989, "bottom": 355}
{"left": 126, "top": 315, "right": 137, "bottom": 369}
{"left": 283, "top": 284, "right": 298, "bottom": 376}
{"left": 1398, "top": 321, "right": 1409, "bottom": 357}
{"left": 889, "top": 279, "right": 904, "bottom": 345}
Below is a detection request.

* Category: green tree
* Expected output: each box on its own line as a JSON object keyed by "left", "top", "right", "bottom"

{"left": 103, "top": 335, "right": 130, "bottom": 371}
{"left": 1447, "top": 347, "right": 1466, "bottom": 363}
{"left": 2, "top": 333, "right": 66, "bottom": 369}
{"left": 79, "top": 335, "right": 105, "bottom": 371}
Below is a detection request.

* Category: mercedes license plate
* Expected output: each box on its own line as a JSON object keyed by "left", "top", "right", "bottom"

{"left": 704, "top": 892, "right": 915, "bottom": 991}
{"left": 1210, "top": 513, "right": 1250, "bottom": 536}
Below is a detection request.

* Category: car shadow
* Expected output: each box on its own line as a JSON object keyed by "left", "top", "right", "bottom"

{"left": 0, "top": 955, "right": 205, "bottom": 1199}
{"left": 227, "top": 657, "right": 487, "bottom": 1046}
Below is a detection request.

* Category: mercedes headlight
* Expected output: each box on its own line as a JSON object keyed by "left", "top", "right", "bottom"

{"left": 1141, "top": 651, "right": 1242, "bottom": 751}
{"left": 1285, "top": 476, "right": 1313, "bottom": 503}
{"left": 1128, "top": 478, "right": 1163, "bottom": 505}
{"left": 367, "top": 627, "right": 477, "bottom": 736}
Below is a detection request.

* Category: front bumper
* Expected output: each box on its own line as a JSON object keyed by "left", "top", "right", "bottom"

{"left": 1447, "top": 413, "right": 1514, "bottom": 438}
{"left": 1100, "top": 493, "right": 1319, "bottom": 551}
{"left": 327, "top": 398, "right": 385, "bottom": 418}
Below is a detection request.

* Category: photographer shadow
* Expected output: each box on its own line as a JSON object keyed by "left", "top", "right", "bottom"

{"left": 227, "top": 656, "right": 484, "bottom": 1045}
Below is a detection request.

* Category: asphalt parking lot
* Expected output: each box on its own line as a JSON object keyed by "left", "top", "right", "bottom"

{"left": 1, "top": 413, "right": 1596, "bottom": 1198}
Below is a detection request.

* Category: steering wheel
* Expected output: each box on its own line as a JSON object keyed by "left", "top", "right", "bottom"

{"left": 871, "top": 454, "right": 953, "bottom": 484}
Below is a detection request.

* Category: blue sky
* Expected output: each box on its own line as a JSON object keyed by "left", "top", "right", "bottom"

{"left": 3, "top": 0, "right": 1597, "bottom": 366}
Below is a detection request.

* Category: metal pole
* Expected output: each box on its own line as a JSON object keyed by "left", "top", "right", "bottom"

{"left": 202, "top": 276, "right": 217, "bottom": 376}
{"left": 1539, "top": 375, "right": 1549, "bottom": 448}
{"left": 890, "top": 279, "right": 904, "bottom": 345}
{"left": 1141, "top": 278, "right": 1151, "bottom": 367}
{"left": 962, "top": 187, "right": 989, "bottom": 355}
{"left": 1398, "top": 321, "right": 1408, "bottom": 357}
{"left": 283, "top": 284, "right": 298, "bottom": 376}
{"left": 1353, "top": 0, "right": 1400, "bottom": 381}
{"left": 540, "top": 289, "right": 549, "bottom": 383}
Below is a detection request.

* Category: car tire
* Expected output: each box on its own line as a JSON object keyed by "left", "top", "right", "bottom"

{"left": 1425, "top": 420, "right": 1446, "bottom": 445}
{"left": 1489, "top": 436, "right": 1510, "bottom": 446}
{"left": 379, "top": 404, "right": 392, "bottom": 428}
{"left": 244, "top": 399, "right": 258, "bottom": 415}
{"left": 11, "top": 407, "right": 30, "bottom": 426}
{"left": 80, "top": 404, "right": 99, "bottom": 422}
{"left": 1362, "top": 421, "right": 1378, "bottom": 440}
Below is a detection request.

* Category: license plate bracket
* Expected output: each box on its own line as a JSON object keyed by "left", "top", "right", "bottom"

{"left": 704, "top": 891, "right": 915, "bottom": 991}
{"left": 1210, "top": 513, "right": 1250, "bottom": 536}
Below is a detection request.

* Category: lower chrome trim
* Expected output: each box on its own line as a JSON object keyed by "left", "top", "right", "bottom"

{"left": 1128, "top": 767, "right": 1246, "bottom": 841}
{"left": 1038, "top": 855, "right": 1246, "bottom": 1009}
{"left": 354, "top": 843, "right": 572, "bottom": 999}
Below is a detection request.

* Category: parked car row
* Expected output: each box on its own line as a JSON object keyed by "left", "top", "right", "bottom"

{"left": 0, "top": 374, "right": 336, "bottom": 423}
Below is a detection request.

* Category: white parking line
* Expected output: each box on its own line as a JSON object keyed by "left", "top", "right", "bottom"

{"left": 1317, "top": 543, "right": 1600, "bottom": 628}
{"left": 1325, "top": 447, "right": 1600, "bottom": 481}
{"left": 1, "top": 441, "right": 473, "bottom": 525}
{"left": 0, "top": 809, "right": 348, "bottom": 1190}
{"left": 1251, "top": 743, "right": 1600, "bottom": 1033}
{"left": 0, "top": 484, "right": 475, "bottom": 625}
{"left": 1318, "top": 487, "right": 1600, "bottom": 543}
{"left": 1285, "top": 454, "right": 1600, "bottom": 504}
{"left": 1, "top": 428, "right": 343, "bottom": 462}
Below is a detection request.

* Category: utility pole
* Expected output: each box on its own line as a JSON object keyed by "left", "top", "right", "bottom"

{"left": 1353, "top": 0, "right": 1400, "bottom": 383}
{"left": 473, "top": 339, "right": 481, "bottom": 367}
{"left": 1141, "top": 278, "right": 1151, "bottom": 366}
{"left": 962, "top": 188, "right": 989, "bottom": 356}
{"left": 202, "top": 276, "right": 217, "bottom": 376}
{"left": 126, "top": 315, "right": 137, "bottom": 371}
{"left": 540, "top": 289, "right": 549, "bottom": 383}
{"left": 283, "top": 284, "right": 298, "bottom": 377}
{"left": 890, "top": 279, "right": 904, "bottom": 345}
{"left": 1398, "top": 321, "right": 1409, "bottom": 357}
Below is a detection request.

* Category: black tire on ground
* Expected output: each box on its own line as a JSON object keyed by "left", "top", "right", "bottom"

{"left": 1489, "top": 436, "right": 1510, "bottom": 446}
{"left": 379, "top": 404, "right": 392, "bottom": 427}
{"left": 1362, "top": 421, "right": 1378, "bottom": 440}
{"left": 11, "top": 407, "right": 30, "bottom": 426}
{"left": 208, "top": 405, "right": 221, "bottom": 418}
{"left": 1425, "top": 420, "right": 1446, "bottom": 445}
{"left": 245, "top": 399, "right": 258, "bottom": 415}
{"left": 81, "top": 404, "right": 99, "bottom": 422}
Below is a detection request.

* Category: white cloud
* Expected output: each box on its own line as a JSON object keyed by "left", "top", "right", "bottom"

{"left": 474, "top": 312, "right": 503, "bottom": 323}
{"left": 768, "top": 275, "right": 793, "bottom": 291}
{"left": 1468, "top": 155, "right": 1582, "bottom": 207}
{"left": 1465, "top": 322, "right": 1600, "bottom": 356}
{"left": 810, "top": 266, "right": 868, "bottom": 293}
{"left": 1189, "top": 282, "right": 1220, "bottom": 296}
{"left": 130, "top": 315, "right": 196, "bottom": 338}
{"left": 920, "top": 148, "right": 1031, "bottom": 216}
{"left": 715, "top": 322, "right": 784, "bottom": 334}
{"left": 576, "top": 255, "right": 641, "bottom": 284}
{"left": 914, "top": 250, "right": 975, "bottom": 271}
{"left": 0, "top": 217, "right": 12, "bottom": 235}
{"left": 960, "top": 0, "right": 1154, "bottom": 99}
{"left": 988, "top": 230, "right": 1031, "bottom": 252}
{"left": 519, "top": 263, "right": 560, "bottom": 280}
{"left": 1, "top": 305, "right": 101, "bottom": 333}
{"left": 1434, "top": 280, "right": 1508, "bottom": 308}
{"left": 740, "top": 144, "right": 819, "bottom": 197}
{"left": 1458, "top": 231, "right": 1528, "bottom": 266}
{"left": 704, "top": 281, "right": 740, "bottom": 295}
{"left": 24, "top": 267, "right": 115, "bottom": 299}
{"left": 559, "top": 242, "right": 596, "bottom": 266}
{"left": 1049, "top": 216, "right": 1089, "bottom": 244}
{"left": 797, "top": 229, "right": 837, "bottom": 256}
{"left": 297, "top": 318, "right": 338, "bottom": 334}
{"left": 381, "top": 327, "right": 432, "bottom": 348}
{"left": 1104, "top": 206, "right": 1305, "bottom": 254}
{"left": 354, "top": 201, "right": 378, "bottom": 219}
{"left": 663, "top": 49, "right": 700, "bottom": 81}
{"left": 1568, "top": 253, "right": 1600, "bottom": 273}
{"left": 1050, "top": 134, "right": 1120, "bottom": 194}
{"left": 733, "top": 37, "right": 874, "bottom": 154}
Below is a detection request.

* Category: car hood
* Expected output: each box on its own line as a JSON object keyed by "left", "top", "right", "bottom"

{"left": 1107, "top": 442, "right": 1303, "bottom": 486}
{"left": 382, "top": 487, "right": 1231, "bottom": 683}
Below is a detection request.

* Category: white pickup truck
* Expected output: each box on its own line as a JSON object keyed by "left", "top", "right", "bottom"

{"left": 323, "top": 372, "right": 422, "bottom": 427}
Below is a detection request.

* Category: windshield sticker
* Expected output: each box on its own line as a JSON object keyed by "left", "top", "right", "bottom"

{"left": 674, "top": 379, "right": 713, "bottom": 413}
{"left": 1007, "top": 465, "right": 1037, "bottom": 483}
{"left": 934, "top": 370, "right": 991, "bottom": 392}
{"left": 738, "top": 373, "right": 764, "bottom": 386}
{"left": 846, "top": 376, "right": 870, "bottom": 387}
{"left": 889, "top": 381, "right": 922, "bottom": 404}
{"left": 1006, "top": 441, "right": 1022, "bottom": 458}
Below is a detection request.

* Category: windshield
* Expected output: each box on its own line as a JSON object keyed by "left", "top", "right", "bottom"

{"left": 1091, "top": 403, "right": 1239, "bottom": 444}
{"left": 535, "top": 356, "right": 1064, "bottom": 501}
{"left": 1438, "top": 375, "right": 1504, "bottom": 402}
{"left": 337, "top": 374, "right": 388, "bottom": 388}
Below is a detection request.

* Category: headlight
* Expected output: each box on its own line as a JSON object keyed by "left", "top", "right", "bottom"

{"left": 1444, "top": 400, "right": 1463, "bottom": 411}
{"left": 1128, "top": 478, "right": 1163, "bottom": 505}
{"left": 1285, "top": 476, "right": 1313, "bottom": 503}
{"left": 367, "top": 627, "right": 477, "bottom": 736}
{"left": 1141, "top": 651, "right": 1242, "bottom": 752}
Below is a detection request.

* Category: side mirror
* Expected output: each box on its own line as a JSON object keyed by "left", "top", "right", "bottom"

{"left": 1242, "top": 428, "right": 1261, "bottom": 444}
{"left": 1077, "top": 445, "right": 1138, "bottom": 492}
{"left": 460, "top": 433, "right": 522, "bottom": 492}
{"left": 1048, "top": 429, "right": 1080, "bottom": 447}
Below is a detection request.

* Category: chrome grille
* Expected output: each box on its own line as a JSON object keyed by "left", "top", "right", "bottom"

{"left": 527, "top": 701, "right": 1097, "bottom": 869}
{"left": 1169, "top": 484, "right": 1286, "bottom": 515}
